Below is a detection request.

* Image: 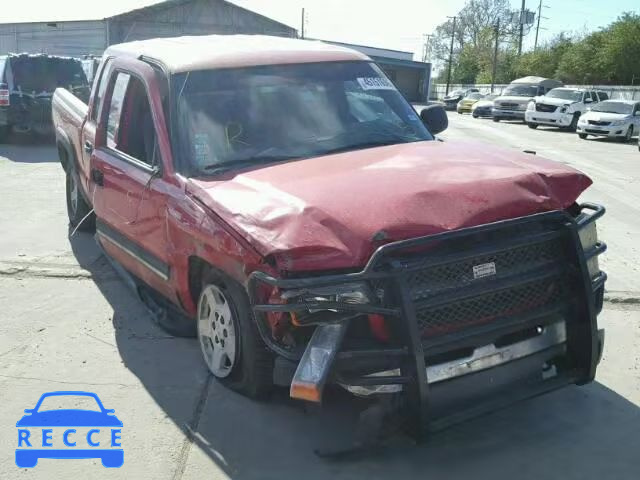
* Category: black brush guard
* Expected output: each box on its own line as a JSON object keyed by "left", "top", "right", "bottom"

{"left": 248, "top": 203, "right": 607, "bottom": 438}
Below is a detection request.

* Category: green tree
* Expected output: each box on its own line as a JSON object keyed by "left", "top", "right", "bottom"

{"left": 599, "top": 13, "right": 640, "bottom": 84}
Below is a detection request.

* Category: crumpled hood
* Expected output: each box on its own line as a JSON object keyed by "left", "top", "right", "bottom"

{"left": 535, "top": 96, "right": 576, "bottom": 107}
{"left": 188, "top": 141, "right": 591, "bottom": 272}
{"left": 580, "top": 110, "right": 630, "bottom": 122}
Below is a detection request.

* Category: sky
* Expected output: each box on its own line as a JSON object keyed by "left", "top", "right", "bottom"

{"left": 2, "top": 0, "right": 639, "bottom": 59}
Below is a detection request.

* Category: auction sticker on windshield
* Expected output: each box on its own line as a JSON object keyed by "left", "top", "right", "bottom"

{"left": 357, "top": 77, "right": 395, "bottom": 90}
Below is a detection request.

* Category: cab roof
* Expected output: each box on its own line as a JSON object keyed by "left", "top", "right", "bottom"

{"left": 105, "top": 34, "right": 370, "bottom": 74}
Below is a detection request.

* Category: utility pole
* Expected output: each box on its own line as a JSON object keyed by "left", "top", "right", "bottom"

{"left": 518, "top": 0, "right": 526, "bottom": 55}
{"left": 300, "top": 8, "right": 305, "bottom": 39}
{"left": 491, "top": 19, "right": 500, "bottom": 93}
{"left": 445, "top": 16, "right": 457, "bottom": 96}
{"left": 422, "top": 34, "right": 433, "bottom": 62}
{"left": 534, "top": 0, "right": 542, "bottom": 50}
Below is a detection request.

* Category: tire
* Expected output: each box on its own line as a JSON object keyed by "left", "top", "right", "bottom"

{"left": 493, "top": 117, "right": 500, "bottom": 123}
{"left": 623, "top": 125, "right": 634, "bottom": 143}
{"left": 527, "top": 123, "right": 538, "bottom": 129}
{"left": 65, "top": 168, "right": 95, "bottom": 232}
{"left": 568, "top": 113, "right": 580, "bottom": 132}
{"left": 472, "top": 113, "right": 478, "bottom": 118}
{"left": 0, "top": 125, "right": 9, "bottom": 143}
{"left": 579, "top": 133, "right": 588, "bottom": 140}
{"left": 197, "top": 268, "right": 274, "bottom": 398}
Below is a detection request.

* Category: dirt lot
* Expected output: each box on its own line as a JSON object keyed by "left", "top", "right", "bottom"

{"left": 1, "top": 118, "right": 639, "bottom": 479}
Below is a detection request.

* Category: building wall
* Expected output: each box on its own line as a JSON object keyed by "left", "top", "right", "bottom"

{"left": 0, "top": 21, "right": 106, "bottom": 56}
{"left": 108, "top": 0, "right": 296, "bottom": 45}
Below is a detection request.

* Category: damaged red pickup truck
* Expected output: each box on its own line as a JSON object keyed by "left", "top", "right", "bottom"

{"left": 52, "top": 35, "right": 607, "bottom": 443}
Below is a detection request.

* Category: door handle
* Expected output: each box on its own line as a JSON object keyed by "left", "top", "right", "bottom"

{"left": 84, "top": 141, "right": 93, "bottom": 153}
{"left": 91, "top": 168, "right": 104, "bottom": 186}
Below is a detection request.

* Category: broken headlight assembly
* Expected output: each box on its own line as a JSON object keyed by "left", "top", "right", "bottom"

{"left": 578, "top": 221, "right": 601, "bottom": 279}
{"left": 281, "top": 282, "right": 376, "bottom": 325}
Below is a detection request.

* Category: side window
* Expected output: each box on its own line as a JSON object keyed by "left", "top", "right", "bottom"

{"left": 598, "top": 91, "right": 609, "bottom": 101}
{"left": 91, "top": 59, "right": 112, "bottom": 122}
{"left": 105, "top": 72, "right": 158, "bottom": 167}
{"left": 106, "top": 73, "right": 130, "bottom": 147}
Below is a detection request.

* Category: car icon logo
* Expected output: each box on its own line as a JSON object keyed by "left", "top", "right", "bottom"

{"left": 15, "top": 391, "right": 123, "bottom": 468}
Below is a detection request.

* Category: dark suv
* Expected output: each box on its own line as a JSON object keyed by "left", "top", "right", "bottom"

{"left": 0, "top": 54, "right": 89, "bottom": 141}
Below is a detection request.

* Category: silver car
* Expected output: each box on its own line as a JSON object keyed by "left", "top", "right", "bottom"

{"left": 577, "top": 100, "right": 640, "bottom": 142}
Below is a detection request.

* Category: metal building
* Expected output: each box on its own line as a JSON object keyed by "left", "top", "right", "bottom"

{"left": 0, "top": 0, "right": 297, "bottom": 57}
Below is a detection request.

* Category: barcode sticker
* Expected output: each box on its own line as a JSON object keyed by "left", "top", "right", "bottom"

{"left": 357, "top": 77, "right": 395, "bottom": 91}
{"left": 473, "top": 262, "right": 496, "bottom": 279}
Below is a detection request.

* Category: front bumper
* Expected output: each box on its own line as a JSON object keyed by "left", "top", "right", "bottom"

{"left": 249, "top": 203, "right": 607, "bottom": 436}
{"left": 577, "top": 123, "right": 629, "bottom": 137}
{"left": 492, "top": 108, "right": 526, "bottom": 120}
{"left": 525, "top": 110, "right": 573, "bottom": 127}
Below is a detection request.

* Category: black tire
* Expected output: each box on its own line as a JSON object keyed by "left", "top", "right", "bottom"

{"left": 623, "top": 126, "right": 634, "bottom": 143}
{"left": 197, "top": 268, "right": 274, "bottom": 399}
{"left": 472, "top": 113, "right": 479, "bottom": 118}
{"left": 65, "top": 168, "right": 95, "bottom": 232}
{"left": 527, "top": 123, "right": 538, "bottom": 129}
{"left": 493, "top": 117, "right": 500, "bottom": 123}
{"left": 568, "top": 113, "right": 580, "bottom": 132}
{"left": 579, "top": 133, "right": 588, "bottom": 140}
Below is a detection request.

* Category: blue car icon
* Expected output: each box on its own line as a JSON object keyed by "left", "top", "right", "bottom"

{"left": 16, "top": 391, "right": 123, "bottom": 468}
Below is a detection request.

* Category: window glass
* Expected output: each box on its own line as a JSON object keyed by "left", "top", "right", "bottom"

{"left": 106, "top": 73, "right": 130, "bottom": 148}
{"left": 105, "top": 73, "right": 158, "bottom": 167}
{"left": 598, "top": 91, "right": 609, "bottom": 101}
{"left": 91, "top": 59, "right": 112, "bottom": 121}
{"left": 174, "top": 61, "right": 431, "bottom": 175}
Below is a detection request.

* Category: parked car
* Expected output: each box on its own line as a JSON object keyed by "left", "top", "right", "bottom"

{"left": 493, "top": 76, "right": 564, "bottom": 122}
{"left": 52, "top": 35, "right": 607, "bottom": 443}
{"left": 443, "top": 88, "right": 479, "bottom": 110}
{"left": 0, "top": 53, "right": 89, "bottom": 141}
{"left": 471, "top": 93, "right": 499, "bottom": 118}
{"left": 577, "top": 100, "right": 640, "bottom": 142}
{"left": 457, "top": 92, "right": 485, "bottom": 114}
{"left": 525, "top": 88, "right": 608, "bottom": 131}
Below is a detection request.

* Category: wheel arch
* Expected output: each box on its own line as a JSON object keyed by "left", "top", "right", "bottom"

{"left": 55, "top": 127, "right": 75, "bottom": 174}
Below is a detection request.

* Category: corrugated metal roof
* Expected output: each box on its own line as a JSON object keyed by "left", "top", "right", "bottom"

{"left": 0, "top": 0, "right": 295, "bottom": 31}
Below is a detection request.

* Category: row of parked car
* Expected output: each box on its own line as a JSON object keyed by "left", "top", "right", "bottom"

{"left": 443, "top": 76, "right": 640, "bottom": 150}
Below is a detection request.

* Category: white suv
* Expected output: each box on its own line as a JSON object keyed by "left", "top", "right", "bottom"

{"left": 525, "top": 88, "right": 607, "bottom": 131}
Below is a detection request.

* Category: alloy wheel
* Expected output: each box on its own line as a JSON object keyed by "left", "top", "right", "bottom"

{"left": 197, "top": 285, "right": 237, "bottom": 378}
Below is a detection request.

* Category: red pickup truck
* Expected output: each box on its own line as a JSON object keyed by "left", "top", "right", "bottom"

{"left": 52, "top": 35, "right": 607, "bottom": 442}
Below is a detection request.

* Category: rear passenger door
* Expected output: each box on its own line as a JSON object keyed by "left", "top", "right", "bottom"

{"left": 91, "top": 59, "right": 177, "bottom": 302}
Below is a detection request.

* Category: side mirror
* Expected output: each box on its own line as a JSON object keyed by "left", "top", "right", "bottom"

{"left": 584, "top": 98, "right": 593, "bottom": 104}
{"left": 420, "top": 105, "right": 448, "bottom": 135}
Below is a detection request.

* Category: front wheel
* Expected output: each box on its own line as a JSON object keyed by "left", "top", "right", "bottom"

{"left": 623, "top": 126, "right": 634, "bottom": 143}
{"left": 568, "top": 113, "right": 580, "bottom": 132}
{"left": 66, "top": 169, "right": 95, "bottom": 232}
{"left": 579, "top": 133, "right": 588, "bottom": 140}
{"left": 527, "top": 123, "right": 538, "bottom": 129}
{"left": 197, "top": 268, "right": 273, "bottom": 398}
{"left": 493, "top": 117, "right": 500, "bottom": 123}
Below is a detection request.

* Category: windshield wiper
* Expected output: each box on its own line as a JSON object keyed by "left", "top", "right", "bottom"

{"left": 202, "top": 155, "right": 300, "bottom": 175}
{"left": 319, "top": 138, "right": 414, "bottom": 156}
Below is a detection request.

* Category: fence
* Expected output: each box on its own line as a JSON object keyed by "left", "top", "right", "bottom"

{"left": 430, "top": 83, "right": 640, "bottom": 101}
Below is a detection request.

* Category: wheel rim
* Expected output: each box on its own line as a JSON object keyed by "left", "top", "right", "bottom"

{"left": 197, "top": 285, "right": 237, "bottom": 378}
{"left": 69, "top": 174, "right": 78, "bottom": 216}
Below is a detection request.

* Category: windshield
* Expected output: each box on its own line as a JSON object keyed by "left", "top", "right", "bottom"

{"left": 546, "top": 89, "right": 582, "bottom": 101}
{"left": 174, "top": 62, "right": 432, "bottom": 175}
{"left": 591, "top": 101, "right": 634, "bottom": 114}
{"left": 503, "top": 85, "right": 538, "bottom": 97}
{"left": 465, "top": 93, "right": 483, "bottom": 100}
